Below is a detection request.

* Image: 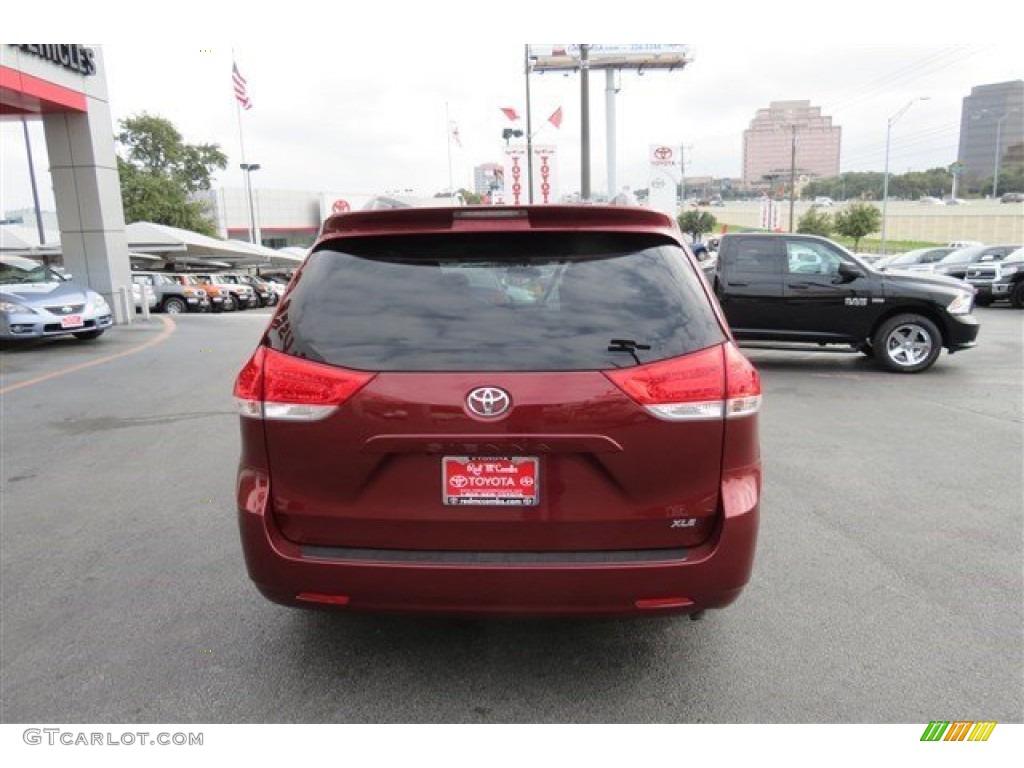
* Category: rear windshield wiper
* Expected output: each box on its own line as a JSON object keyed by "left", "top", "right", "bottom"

{"left": 607, "top": 338, "right": 651, "bottom": 365}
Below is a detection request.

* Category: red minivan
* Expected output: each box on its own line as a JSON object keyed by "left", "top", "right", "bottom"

{"left": 234, "top": 206, "right": 761, "bottom": 617}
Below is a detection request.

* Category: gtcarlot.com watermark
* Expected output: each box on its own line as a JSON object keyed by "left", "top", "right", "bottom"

{"left": 23, "top": 728, "right": 203, "bottom": 747}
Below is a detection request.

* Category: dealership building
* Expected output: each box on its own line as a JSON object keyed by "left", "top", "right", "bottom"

{"left": 191, "top": 188, "right": 461, "bottom": 249}
{"left": 1, "top": 44, "right": 134, "bottom": 321}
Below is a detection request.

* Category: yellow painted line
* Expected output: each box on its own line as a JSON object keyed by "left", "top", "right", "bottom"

{"left": 0, "top": 315, "right": 176, "bottom": 396}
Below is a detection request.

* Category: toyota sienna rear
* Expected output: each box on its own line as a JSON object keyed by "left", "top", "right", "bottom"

{"left": 234, "top": 206, "right": 762, "bottom": 617}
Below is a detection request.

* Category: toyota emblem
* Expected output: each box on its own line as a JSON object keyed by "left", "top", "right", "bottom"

{"left": 466, "top": 387, "right": 511, "bottom": 418}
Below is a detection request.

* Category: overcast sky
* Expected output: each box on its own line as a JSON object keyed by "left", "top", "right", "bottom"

{"left": 2, "top": 6, "right": 1019, "bottom": 213}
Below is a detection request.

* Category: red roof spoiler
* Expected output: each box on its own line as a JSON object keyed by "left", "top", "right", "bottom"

{"left": 319, "top": 205, "right": 681, "bottom": 242}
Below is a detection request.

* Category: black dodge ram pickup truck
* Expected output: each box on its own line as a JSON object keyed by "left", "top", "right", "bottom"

{"left": 702, "top": 233, "right": 980, "bottom": 373}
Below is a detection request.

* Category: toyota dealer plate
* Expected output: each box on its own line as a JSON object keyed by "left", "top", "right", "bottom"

{"left": 442, "top": 457, "right": 539, "bottom": 506}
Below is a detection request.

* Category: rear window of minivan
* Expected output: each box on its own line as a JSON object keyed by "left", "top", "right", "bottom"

{"left": 265, "top": 232, "right": 726, "bottom": 371}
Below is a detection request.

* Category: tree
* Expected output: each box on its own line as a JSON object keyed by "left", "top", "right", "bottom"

{"left": 834, "top": 203, "right": 881, "bottom": 251}
{"left": 116, "top": 113, "right": 227, "bottom": 235}
{"left": 797, "top": 208, "right": 833, "bottom": 236}
{"left": 677, "top": 210, "right": 717, "bottom": 242}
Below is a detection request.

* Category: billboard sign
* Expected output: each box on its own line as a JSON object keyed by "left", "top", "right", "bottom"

{"left": 530, "top": 44, "right": 690, "bottom": 72}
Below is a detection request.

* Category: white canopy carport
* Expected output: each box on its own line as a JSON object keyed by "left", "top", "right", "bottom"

{"left": 125, "top": 222, "right": 271, "bottom": 266}
{"left": 0, "top": 225, "right": 63, "bottom": 257}
{"left": 225, "top": 240, "right": 306, "bottom": 268}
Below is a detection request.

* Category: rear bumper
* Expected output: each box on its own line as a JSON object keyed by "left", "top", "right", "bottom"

{"left": 236, "top": 465, "right": 760, "bottom": 617}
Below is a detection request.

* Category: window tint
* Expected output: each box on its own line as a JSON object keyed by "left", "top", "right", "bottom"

{"left": 922, "top": 248, "right": 953, "bottom": 263}
{"left": 266, "top": 232, "right": 726, "bottom": 371}
{"left": 727, "top": 239, "right": 784, "bottom": 274}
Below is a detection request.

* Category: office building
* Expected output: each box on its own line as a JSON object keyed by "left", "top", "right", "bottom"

{"left": 743, "top": 100, "right": 841, "bottom": 186}
{"left": 957, "top": 80, "right": 1024, "bottom": 188}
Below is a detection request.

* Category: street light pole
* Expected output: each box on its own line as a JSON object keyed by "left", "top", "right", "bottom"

{"left": 993, "top": 114, "right": 1005, "bottom": 198}
{"left": 991, "top": 110, "right": 1021, "bottom": 197}
{"left": 679, "top": 143, "right": 693, "bottom": 206}
{"left": 240, "top": 162, "right": 261, "bottom": 244}
{"left": 788, "top": 123, "right": 797, "bottom": 233}
{"left": 881, "top": 97, "right": 928, "bottom": 255}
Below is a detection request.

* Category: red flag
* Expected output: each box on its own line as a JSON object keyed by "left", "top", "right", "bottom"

{"left": 500, "top": 107, "right": 520, "bottom": 121}
{"left": 547, "top": 106, "right": 563, "bottom": 129}
{"left": 232, "top": 62, "right": 252, "bottom": 110}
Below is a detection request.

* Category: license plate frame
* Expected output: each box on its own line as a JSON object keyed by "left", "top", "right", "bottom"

{"left": 442, "top": 456, "right": 539, "bottom": 506}
{"left": 60, "top": 315, "right": 84, "bottom": 329}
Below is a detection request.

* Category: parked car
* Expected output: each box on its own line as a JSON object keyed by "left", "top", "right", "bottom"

{"left": 932, "top": 244, "right": 1021, "bottom": 280}
{"left": 192, "top": 273, "right": 257, "bottom": 310}
{"left": 919, "top": 196, "right": 944, "bottom": 205}
{"left": 257, "top": 272, "right": 292, "bottom": 299}
{"left": 704, "top": 233, "right": 979, "bottom": 373}
{"left": 225, "top": 273, "right": 278, "bottom": 307}
{"left": 876, "top": 246, "right": 955, "bottom": 273}
{"left": 234, "top": 205, "right": 763, "bottom": 618}
{"left": 133, "top": 272, "right": 212, "bottom": 314}
{"left": 132, "top": 281, "right": 158, "bottom": 312}
{"left": 812, "top": 196, "right": 834, "bottom": 207}
{"left": 1000, "top": 192, "right": 1024, "bottom": 203}
{"left": 1, "top": 254, "right": 113, "bottom": 341}
{"left": 966, "top": 247, "right": 1024, "bottom": 307}
{"left": 853, "top": 253, "right": 885, "bottom": 265}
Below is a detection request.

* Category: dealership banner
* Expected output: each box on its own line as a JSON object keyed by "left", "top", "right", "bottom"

{"left": 501, "top": 146, "right": 559, "bottom": 205}
{"left": 759, "top": 198, "right": 781, "bottom": 231}
{"left": 648, "top": 144, "right": 679, "bottom": 216}
{"left": 532, "top": 145, "right": 559, "bottom": 204}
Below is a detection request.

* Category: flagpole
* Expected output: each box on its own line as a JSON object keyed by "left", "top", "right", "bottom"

{"left": 446, "top": 101, "right": 454, "bottom": 199}
{"left": 233, "top": 49, "right": 254, "bottom": 243}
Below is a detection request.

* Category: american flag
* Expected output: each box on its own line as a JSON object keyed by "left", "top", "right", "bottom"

{"left": 233, "top": 63, "right": 252, "bottom": 110}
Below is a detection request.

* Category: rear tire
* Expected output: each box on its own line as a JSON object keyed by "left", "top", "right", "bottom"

{"left": 872, "top": 314, "right": 942, "bottom": 373}
{"left": 163, "top": 297, "right": 187, "bottom": 314}
{"left": 1010, "top": 282, "right": 1024, "bottom": 309}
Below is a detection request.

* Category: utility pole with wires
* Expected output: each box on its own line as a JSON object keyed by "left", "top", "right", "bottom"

{"left": 524, "top": 45, "right": 534, "bottom": 203}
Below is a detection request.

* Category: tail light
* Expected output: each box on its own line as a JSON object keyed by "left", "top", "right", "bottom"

{"left": 233, "top": 347, "right": 375, "bottom": 421}
{"left": 723, "top": 342, "right": 762, "bottom": 418}
{"left": 605, "top": 342, "right": 761, "bottom": 421}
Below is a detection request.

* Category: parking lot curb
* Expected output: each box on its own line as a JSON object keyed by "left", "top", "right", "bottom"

{"left": 0, "top": 315, "right": 176, "bottom": 396}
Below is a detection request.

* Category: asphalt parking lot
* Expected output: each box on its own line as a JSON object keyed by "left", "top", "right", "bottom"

{"left": 1, "top": 307, "right": 1021, "bottom": 724}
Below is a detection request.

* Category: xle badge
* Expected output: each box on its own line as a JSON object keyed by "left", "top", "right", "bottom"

{"left": 671, "top": 519, "right": 697, "bottom": 528}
